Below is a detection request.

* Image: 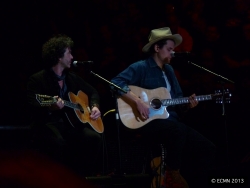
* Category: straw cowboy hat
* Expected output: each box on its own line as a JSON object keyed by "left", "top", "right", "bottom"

{"left": 142, "top": 27, "right": 182, "bottom": 52}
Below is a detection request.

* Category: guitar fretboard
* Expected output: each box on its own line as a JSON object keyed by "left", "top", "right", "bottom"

{"left": 63, "top": 100, "right": 82, "bottom": 111}
{"left": 161, "top": 94, "right": 213, "bottom": 106}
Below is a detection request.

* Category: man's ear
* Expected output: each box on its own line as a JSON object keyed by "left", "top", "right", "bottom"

{"left": 154, "top": 44, "right": 159, "bottom": 52}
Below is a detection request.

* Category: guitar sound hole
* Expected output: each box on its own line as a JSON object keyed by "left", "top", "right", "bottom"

{"left": 150, "top": 99, "right": 162, "bottom": 109}
{"left": 77, "top": 104, "right": 84, "bottom": 113}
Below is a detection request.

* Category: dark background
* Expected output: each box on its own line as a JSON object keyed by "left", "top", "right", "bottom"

{"left": 1, "top": 0, "right": 250, "bottom": 179}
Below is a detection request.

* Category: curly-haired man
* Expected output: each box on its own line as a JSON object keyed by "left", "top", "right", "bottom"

{"left": 27, "top": 34, "right": 102, "bottom": 177}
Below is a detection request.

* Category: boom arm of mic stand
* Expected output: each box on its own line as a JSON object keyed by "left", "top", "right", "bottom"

{"left": 90, "top": 71, "right": 127, "bottom": 94}
{"left": 187, "top": 61, "right": 234, "bottom": 116}
{"left": 90, "top": 71, "right": 126, "bottom": 175}
{"left": 188, "top": 61, "right": 235, "bottom": 84}
{"left": 188, "top": 61, "right": 233, "bottom": 168}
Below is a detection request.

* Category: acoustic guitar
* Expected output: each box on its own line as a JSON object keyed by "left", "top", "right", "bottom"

{"left": 36, "top": 90, "right": 104, "bottom": 133}
{"left": 117, "top": 85, "right": 231, "bottom": 129}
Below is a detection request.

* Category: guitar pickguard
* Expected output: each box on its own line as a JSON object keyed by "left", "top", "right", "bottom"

{"left": 149, "top": 106, "right": 169, "bottom": 119}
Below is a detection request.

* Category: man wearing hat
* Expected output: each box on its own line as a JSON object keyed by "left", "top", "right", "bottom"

{"left": 111, "top": 27, "right": 215, "bottom": 187}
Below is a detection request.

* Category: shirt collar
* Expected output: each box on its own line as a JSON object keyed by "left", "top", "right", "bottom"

{"left": 147, "top": 56, "right": 170, "bottom": 70}
{"left": 148, "top": 56, "right": 159, "bottom": 68}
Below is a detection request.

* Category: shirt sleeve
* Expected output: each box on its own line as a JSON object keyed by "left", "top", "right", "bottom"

{"left": 81, "top": 80, "right": 100, "bottom": 109}
{"left": 110, "top": 62, "right": 142, "bottom": 96}
{"left": 71, "top": 74, "right": 100, "bottom": 109}
{"left": 27, "top": 72, "right": 45, "bottom": 108}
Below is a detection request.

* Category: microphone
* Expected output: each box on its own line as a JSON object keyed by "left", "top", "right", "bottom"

{"left": 73, "top": 61, "right": 94, "bottom": 67}
{"left": 171, "top": 51, "right": 191, "bottom": 58}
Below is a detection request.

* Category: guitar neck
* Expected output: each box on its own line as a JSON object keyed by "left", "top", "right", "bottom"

{"left": 162, "top": 94, "right": 213, "bottom": 106}
{"left": 63, "top": 100, "right": 82, "bottom": 110}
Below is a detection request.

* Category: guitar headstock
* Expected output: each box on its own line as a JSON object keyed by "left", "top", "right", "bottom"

{"left": 35, "top": 94, "right": 56, "bottom": 106}
{"left": 213, "top": 89, "right": 232, "bottom": 104}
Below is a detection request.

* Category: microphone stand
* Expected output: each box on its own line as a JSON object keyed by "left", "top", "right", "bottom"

{"left": 90, "top": 71, "right": 127, "bottom": 177}
{"left": 188, "top": 61, "right": 234, "bottom": 168}
{"left": 188, "top": 61, "right": 234, "bottom": 84}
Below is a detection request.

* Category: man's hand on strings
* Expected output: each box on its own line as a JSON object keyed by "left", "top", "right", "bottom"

{"left": 136, "top": 99, "right": 150, "bottom": 120}
{"left": 188, "top": 94, "right": 198, "bottom": 108}
{"left": 90, "top": 106, "right": 101, "bottom": 120}
{"left": 49, "top": 96, "right": 65, "bottom": 110}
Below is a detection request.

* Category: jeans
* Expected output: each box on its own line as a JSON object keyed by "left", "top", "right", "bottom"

{"left": 31, "top": 122, "right": 102, "bottom": 177}
{"left": 139, "top": 118, "right": 216, "bottom": 186}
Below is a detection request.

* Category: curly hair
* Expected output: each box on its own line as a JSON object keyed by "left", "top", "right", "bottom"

{"left": 42, "top": 34, "right": 74, "bottom": 68}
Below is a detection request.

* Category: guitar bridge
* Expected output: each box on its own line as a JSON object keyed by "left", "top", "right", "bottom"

{"left": 87, "top": 106, "right": 91, "bottom": 113}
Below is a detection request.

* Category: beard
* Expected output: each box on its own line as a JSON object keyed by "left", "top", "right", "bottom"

{"left": 163, "top": 57, "right": 171, "bottom": 64}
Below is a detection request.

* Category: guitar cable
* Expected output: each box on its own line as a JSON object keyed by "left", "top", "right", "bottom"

{"left": 101, "top": 109, "right": 116, "bottom": 175}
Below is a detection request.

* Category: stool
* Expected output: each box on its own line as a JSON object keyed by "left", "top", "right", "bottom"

{"left": 150, "top": 144, "right": 167, "bottom": 188}
{"left": 102, "top": 109, "right": 167, "bottom": 188}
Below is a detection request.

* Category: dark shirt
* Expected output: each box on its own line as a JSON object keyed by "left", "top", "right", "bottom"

{"left": 27, "top": 69, "right": 100, "bottom": 127}
{"left": 111, "top": 57, "right": 185, "bottom": 120}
